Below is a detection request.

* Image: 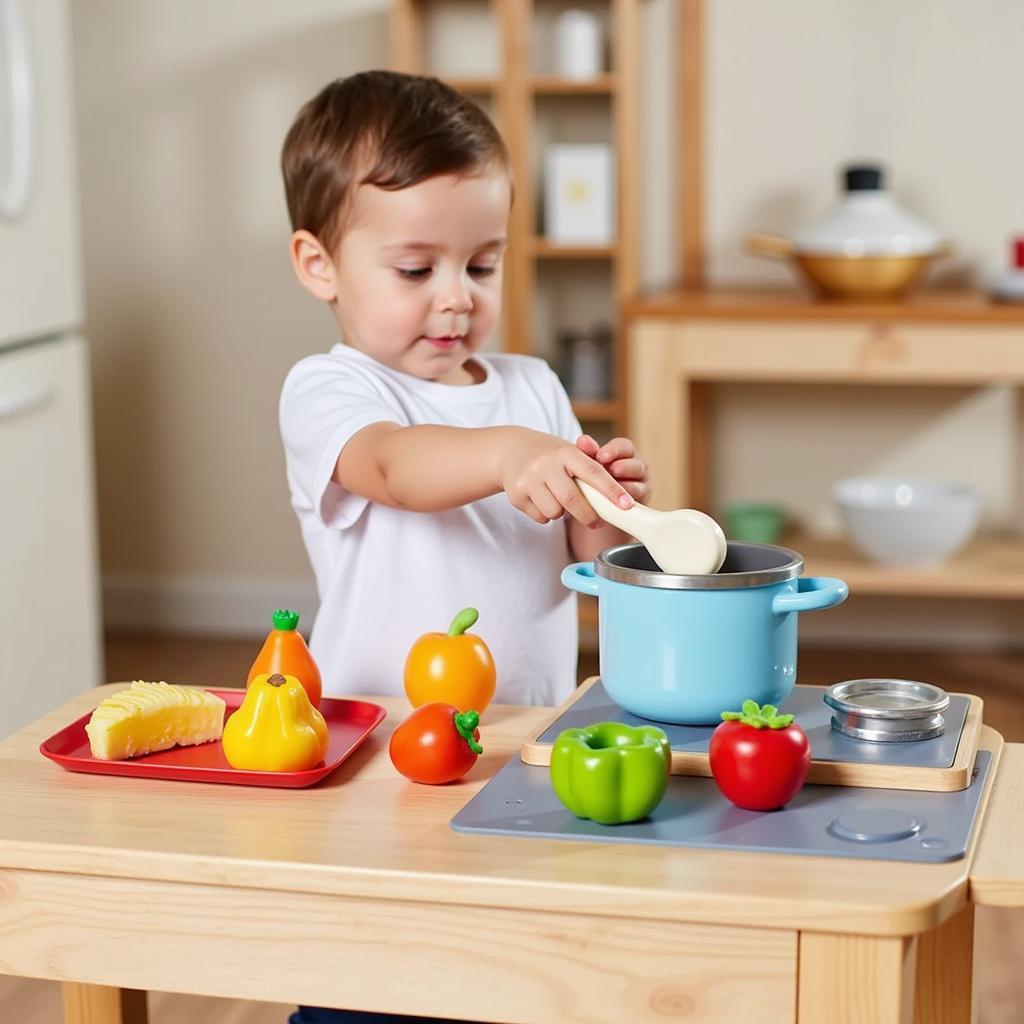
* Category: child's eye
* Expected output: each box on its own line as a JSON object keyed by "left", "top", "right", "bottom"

{"left": 469, "top": 265, "right": 497, "bottom": 277}
{"left": 397, "top": 267, "right": 431, "bottom": 280}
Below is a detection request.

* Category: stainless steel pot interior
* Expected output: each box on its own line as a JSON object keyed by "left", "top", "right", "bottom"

{"left": 595, "top": 541, "right": 804, "bottom": 590}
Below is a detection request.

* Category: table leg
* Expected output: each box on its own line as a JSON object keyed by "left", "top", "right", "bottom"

{"left": 913, "top": 905, "right": 974, "bottom": 1024}
{"left": 798, "top": 931, "right": 916, "bottom": 1024}
{"left": 62, "top": 983, "right": 148, "bottom": 1024}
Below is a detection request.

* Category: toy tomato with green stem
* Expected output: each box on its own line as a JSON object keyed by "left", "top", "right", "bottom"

{"left": 709, "top": 701, "right": 811, "bottom": 811}
{"left": 389, "top": 702, "right": 483, "bottom": 785}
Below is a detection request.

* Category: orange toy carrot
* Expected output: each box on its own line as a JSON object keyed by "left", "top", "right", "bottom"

{"left": 247, "top": 609, "right": 322, "bottom": 708}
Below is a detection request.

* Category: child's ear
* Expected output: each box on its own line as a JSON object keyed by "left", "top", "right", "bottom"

{"left": 290, "top": 230, "right": 337, "bottom": 301}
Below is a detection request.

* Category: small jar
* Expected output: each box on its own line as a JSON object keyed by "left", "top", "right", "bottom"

{"left": 554, "top": 9, "right": 602, "bottom": 79}
{"left": 559, "top": 325, "right": 611, "bottom": 400}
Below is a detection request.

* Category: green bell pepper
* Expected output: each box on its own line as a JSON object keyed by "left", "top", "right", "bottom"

{"left": 549, "top": 722, "right": 671, "bottom": 825}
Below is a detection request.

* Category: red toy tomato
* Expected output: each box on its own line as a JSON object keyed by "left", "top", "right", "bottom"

{"left": 709, "top": 700, "right": 810, "bottom": 811}
{"left": 389, "top": 702, "right": 483, "bottom": 785}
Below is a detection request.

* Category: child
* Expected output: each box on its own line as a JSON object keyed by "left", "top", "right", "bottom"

{"left": 279, "top": 69, "right": 651, "bottom": 722}
{"left": 278, "top": 69, "right": 651, "bottom": 1023}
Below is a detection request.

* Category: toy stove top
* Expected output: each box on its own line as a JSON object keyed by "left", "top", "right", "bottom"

{"left": 454, "top": 680, "right": 990, "bottom": 863}
{"left": 452, "top": 748, "right": 991, "bottom": 863}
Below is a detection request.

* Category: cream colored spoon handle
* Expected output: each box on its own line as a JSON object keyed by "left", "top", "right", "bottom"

{"left": 576, "top": 479, "right": 646, "bottom": 534}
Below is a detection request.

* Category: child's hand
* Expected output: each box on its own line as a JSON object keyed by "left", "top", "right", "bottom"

{"left": 576, "top": 434, "right": 652, "bottom": 505}
{"left": 498, "top": 428, "right": 634, "bottom": 527}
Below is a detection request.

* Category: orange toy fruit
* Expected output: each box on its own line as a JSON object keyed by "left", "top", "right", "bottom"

{"left": 247, "top": 609, "right": 322, "bottom": 708}
{"left": 404, "top": 607, "right": 496, "bottom": 714}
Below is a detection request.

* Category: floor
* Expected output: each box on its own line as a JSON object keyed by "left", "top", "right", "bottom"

{"left": 2, "top": 635, "right": 1022, "bottom": 1022}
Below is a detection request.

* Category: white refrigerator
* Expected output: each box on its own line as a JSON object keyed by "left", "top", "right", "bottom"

{"left": 0, "top": 0, "right": 102, "bottom": 738}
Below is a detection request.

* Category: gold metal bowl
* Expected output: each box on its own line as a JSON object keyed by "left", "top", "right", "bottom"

{"left": 747, "top": 234, "right": 952, "bottom": 300}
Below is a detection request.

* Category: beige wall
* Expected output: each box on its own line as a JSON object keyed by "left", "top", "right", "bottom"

{"left": 72, "top": 1, "right": 1021, "bottom": 642}
{"left": 72, "top": 0, "right": 390, "bottom": 611}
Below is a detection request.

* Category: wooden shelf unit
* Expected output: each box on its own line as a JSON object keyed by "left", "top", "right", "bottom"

{"left": 530, "top": 238, "right": 615, "bottom": 260}
{"left": 390, "top": 0, "right": 650, "bottom": 433}
{"left": 572, "top": 398, "right": 620, "bottom": 422}
{"left": 626, "top": 287, "right": 1024, "bottom": 600}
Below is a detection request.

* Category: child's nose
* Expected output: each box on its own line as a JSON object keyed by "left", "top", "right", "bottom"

{"left": 436, "top": 273, "right": 473, "bottom": 314}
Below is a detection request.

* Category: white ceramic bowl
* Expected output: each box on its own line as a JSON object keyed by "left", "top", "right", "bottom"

{"left": 834, "top": 477, "right": 980, "bottom": 567}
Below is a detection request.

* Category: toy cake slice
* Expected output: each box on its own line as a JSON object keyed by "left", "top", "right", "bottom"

{"left": 85, "top": 681, "right": 226, "bottom": 760}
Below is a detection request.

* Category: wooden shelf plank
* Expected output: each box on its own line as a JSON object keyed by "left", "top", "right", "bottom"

{"left": 532, "top": 238, "right": 616, "bottom": 260}
{"left": 786, "top": 530, "right": 1024, "bottom": 599}
{"left": 571, "top": 399, "right": 619, "bottom": 420}
{"left": 531, "top": 73, "right": 617, "bottom": 95}
{"left": 626, "top": 287, "right": 1024, "bottom": 323}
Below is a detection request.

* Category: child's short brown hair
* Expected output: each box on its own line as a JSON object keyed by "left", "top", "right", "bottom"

{"left": 281, "top": 70, "right": 510, "bottom": 256}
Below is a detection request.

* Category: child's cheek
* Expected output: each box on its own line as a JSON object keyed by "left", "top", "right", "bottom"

{"left": 375, "top": 294, "right": 421, "bottom": 341}
{"left": 474, "top": 289, "right": 501, "bottom": 339}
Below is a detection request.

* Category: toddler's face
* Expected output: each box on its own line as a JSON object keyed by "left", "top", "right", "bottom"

{"left": 331, "top": 168, "right": 510, "bottom": 384}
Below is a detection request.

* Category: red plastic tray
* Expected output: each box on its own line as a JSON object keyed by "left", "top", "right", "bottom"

{"left": 39, "top": 689, "right": 387, "bottom": 788}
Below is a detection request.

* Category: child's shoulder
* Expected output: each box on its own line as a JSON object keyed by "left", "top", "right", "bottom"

{"left": 282, "top": 344, "right": 388, "bottom": 393}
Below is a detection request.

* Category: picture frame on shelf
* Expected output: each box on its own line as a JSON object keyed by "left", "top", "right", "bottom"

{"left": 543, "top": 143, "right": 615, "bottom": 246}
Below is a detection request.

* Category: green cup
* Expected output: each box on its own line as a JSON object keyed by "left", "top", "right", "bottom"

{"left": 725, "top": 502, "right": 786, "bottom": 545}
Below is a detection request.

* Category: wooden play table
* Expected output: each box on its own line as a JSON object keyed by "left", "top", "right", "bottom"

{"left": 0, "top": 685, "right": 1021, "bottom": 1024}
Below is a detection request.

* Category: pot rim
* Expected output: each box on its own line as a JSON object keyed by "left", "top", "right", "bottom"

{"left": 594, "top": 541, "right": 805, "bottom": 590}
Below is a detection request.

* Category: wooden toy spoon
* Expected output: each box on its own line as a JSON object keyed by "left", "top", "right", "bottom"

{"left": 577, "top": 479, "right": 727, "bottom": 575}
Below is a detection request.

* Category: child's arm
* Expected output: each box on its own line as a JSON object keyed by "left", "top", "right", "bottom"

{"left": 567, "top": 435, "right": 652, "bottom": 562}
{"left": 334, "top": 422, "right": 632, "bottom": 526}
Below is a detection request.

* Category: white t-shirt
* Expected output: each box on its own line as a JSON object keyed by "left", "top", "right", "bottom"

{"left": 279, "top": 344, "right": 583, "bottom": 707}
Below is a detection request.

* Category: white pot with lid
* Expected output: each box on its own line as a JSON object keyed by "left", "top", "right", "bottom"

{"left": 748, "top": 164, "right": 951, "bottom": 299}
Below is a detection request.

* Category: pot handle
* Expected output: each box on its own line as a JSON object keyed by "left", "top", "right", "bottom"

{"left": 746, "top": 233, "right": 795, "bottom": 260}
{"left": 772, "top": 576, "right": 849, "bottom": 615}
{"left": 561, "top": 562, "right": 600, "bottom": 597}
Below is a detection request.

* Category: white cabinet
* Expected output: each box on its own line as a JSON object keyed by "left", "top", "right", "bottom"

{"left": 0, "top": 334, "right": 101, "bottom": 737}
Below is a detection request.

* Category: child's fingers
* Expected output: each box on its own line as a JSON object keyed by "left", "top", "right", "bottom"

{"left": 594, "top": 437, "right": 635, "bottom": 464}
{"left": 550, "top": 474, "right": 601, "bottom": 527}
{"left": 532, "top": 484, "right": 565, "bottom": 523}
{"left": 605, "top": 456, "right": 647, "bottom": 482}
{"left": 620, "top": 480, "right": 649, "bottom": 501}
{"left": 570, "top": 450, "right": 634, "bottom": 510}
{"left": 576, "top": 434, "right": 600, "bottom": 457}
{"left": 518, "top": 497, "right": 549, "bottom": 525}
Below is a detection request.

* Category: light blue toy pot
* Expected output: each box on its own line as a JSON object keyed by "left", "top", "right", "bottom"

{"left": 562, "top": 542, "right": 848, "bottom": 725}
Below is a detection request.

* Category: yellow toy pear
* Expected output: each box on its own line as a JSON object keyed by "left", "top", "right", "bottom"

{"left": 222, "top": 672, "right": 329, "bottom": 772}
